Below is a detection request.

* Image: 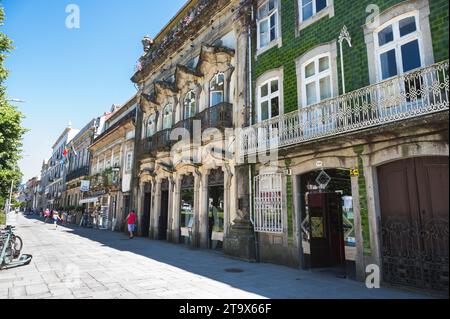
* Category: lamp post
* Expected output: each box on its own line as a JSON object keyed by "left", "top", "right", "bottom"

{"left": 338, "top": 25, "right": 352, "bottom": 95}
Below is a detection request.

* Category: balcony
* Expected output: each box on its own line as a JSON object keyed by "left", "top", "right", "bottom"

{"left": 140, "top": 129, "right": 172, "bottom": 155}
{"left": 66, "top": 166, "right": 90, "bottom": 182}
{"left": 140, "top": 103, "right": 234, "bottom": 156}
{"left": 89, "top": 168, "right": 121, "bottom": 191}
{"left": 241, "top": 61, "right": 449, "bottom": 156}
{"left": 198, "top": 102, "right": 233, "bottom": 131}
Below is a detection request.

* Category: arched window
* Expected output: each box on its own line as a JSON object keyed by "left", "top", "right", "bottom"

{"left": 184, "top": 90, "right": 196, "bottom": 119}
{"left": 162, "top": 104, "right": 173, "bottom": 129}
{"left": 146, "top": 114, "right": 156, "bottom": 137}
{"left": 210, "top": 73, "right": 225, "bottom": 107}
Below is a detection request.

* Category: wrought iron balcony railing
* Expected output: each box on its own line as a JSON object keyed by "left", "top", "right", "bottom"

{"left": 66, "top": 166, "right": 90, "bottom": 182}
{"left": 140, "top": 103, "right": 234, "bottom": 156}
{"left": 198, "top": 102, "right": 233, "bottom": 131}
{"left": 240, "top": 60, "right": 449, "bottom": 156}
{"left": 140, "top": 129, "right": 173, "bottom": 155}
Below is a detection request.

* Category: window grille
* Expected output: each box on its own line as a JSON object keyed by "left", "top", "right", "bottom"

{"left": 252, "top": 173, "right": 285, "bottom": 233}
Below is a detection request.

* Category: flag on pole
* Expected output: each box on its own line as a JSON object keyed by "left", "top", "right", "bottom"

{"left": 71, "top": 145, "right": 78, "bottom": 157}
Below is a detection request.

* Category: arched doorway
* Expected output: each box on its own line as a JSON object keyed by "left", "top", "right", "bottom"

{"left": 378, "top": 156, "right": 449, "bottom": 292}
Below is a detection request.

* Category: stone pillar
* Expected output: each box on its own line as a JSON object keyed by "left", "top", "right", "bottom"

{"left": 193, "top": 172, "right": 201, "bottom": 248}
{"left": 166, "top": 177, "right": 174, "bottom": 242}
{"left": 223, "top": 164, "right": 233, "bottom": 236}
{"left": 151, "top": 179, "right": 162, "bottom": 240}
{"left": 351, "top": 175, "right": 365, "bottom": 281}
{"left": 171, "top": 176, "right": 182, "bottom": 244}
{"left": 136, "top": 181, "right": 145, "bottom": 236}
{"left": 199, "top": 170, "right": 209, "bottom": 249}
{"left": 363, "top": 164, "right": 382, "bottom": 272}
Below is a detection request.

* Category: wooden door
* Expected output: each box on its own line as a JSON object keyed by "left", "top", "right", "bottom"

{"left": 378, "top": 157, "right": 449, "bottom": 292}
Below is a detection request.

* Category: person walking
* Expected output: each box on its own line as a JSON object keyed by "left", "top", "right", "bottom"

{"left": 44, "top": 209, "right": 50, "bottom": 223}
{"left": 52, "top": 210, "right": 61, "bottom": 229}
{"left": 124, "top": 210, "right": 136, "bottom": 239}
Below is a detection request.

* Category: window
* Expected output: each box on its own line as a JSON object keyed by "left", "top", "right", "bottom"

{"left": 253, "top": 173, "right": 285, "bottom": 233}
{"left": 375, "top": 14, "right": 422, "bottom": 80}
{"left": 210, "top": 73, "right": 225, "bottom": 107}
{"left": 257, "top": 78, "right": 281, "bottom": 122}
{"left": 257, "top": 0, "right": 279, "bottom": 49}
{"left": 146, "top": 114, "right": 156, "bottom": 137}
{"left": 184, "top": 91, "right": 196, "bottom": 119}
{"left": 302, "top": 54, "right": 332, "bottom": 106}
{"left": 162, "top": 104, "right": 173, "bottom": 129}
{"left": 126, "top": 152, "right": 133, "bottom": 171}
{"left": 300, "top": 0, "right": 328, "bottom": 22}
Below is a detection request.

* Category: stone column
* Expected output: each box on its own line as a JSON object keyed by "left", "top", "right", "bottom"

{"left": 223, "top": 164, "right": 233, "bottom": 236}
{"left": 351, "top": 175, "right": 365, "bottom": 281}
{"left": 193, "top": 171, "right": 201, "bottom": 248}
{"left": 151, "top": 179, "right": 162, "bottom": 240}
{"left": 363, "top": 163, "right": 382, "bottom": 272}
{"left": 136, "top": 181, "right": 144, "bottom": 236}
{"left": 171, "top": 176, "right": 182, "bottom": 244}
{"left": 199, "top": 170, "right": 209, "bottom": 249}
{"left": 166, "top": 177, "right": 174, "bottom": 242}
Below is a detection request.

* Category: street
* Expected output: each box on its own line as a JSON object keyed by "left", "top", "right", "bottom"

{"left": 0, "top": 213, "right": 428, "bottom": 299}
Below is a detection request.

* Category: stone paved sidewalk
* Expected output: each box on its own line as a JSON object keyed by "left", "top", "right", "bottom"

{"left": 0, "top": 213, "right": 429, "bottom": 299}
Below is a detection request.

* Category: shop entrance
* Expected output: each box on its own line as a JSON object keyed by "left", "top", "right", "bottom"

{"left": 208, "top": 169, "right": 224, "bottom": 251}
{"left": 159, "top": 179, "right": 169, "bottom": 240}
{"left": 299, "top": 169, "right": 355, "bottom": 278}
{"left": 180, "top": 175, "right": 195, "bottom": 245}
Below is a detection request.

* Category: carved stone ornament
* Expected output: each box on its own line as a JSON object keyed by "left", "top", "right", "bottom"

{"left": 142, "top": 36, "right": 154, "bottom": 53}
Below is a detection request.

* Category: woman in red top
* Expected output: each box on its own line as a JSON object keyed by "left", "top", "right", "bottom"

{"left": 125, "top": 210, "right": 136, "bottom": 239}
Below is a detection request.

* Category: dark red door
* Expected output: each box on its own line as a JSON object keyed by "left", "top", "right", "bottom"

{"left": 378, "top": 156, "right": 449, "bottom": 292}
{"left": 308, "top": 192, "right": 345, "bottom": 268}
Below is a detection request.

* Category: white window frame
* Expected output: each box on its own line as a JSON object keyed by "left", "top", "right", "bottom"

{"left": 257, "top": 77, "right": 282, "bottom": 122}
{"left": 146, "top": 114, "right": 156, "bottom": 137}
{"left": 162, "top": 104, "right": 173, "bottom": 130}
{"left": 209, "top": 73, "right": 225, "bottom": 107}
{"left": 298, "top": 0, "right": 334, "bottom": 32}
{"left": 257, "top": 0, "right": 280, "bottom": 52}
{"left": 301, "top": 53, "right": 333, "bottom": 107}
{"left": 374, "top": 12, "right": 424, "bottom": 82}
{"left": 126, "top": 152, "right": 133, "bottom": 172}
{"left": 184, "top": 90, "right": 196, "bottom": 119}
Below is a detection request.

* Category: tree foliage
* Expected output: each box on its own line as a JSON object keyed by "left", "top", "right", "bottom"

{"left": 0, "top": 5, "right": 26, "bottom": 208}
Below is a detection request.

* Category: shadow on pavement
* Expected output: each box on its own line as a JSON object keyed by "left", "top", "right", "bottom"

{"left": 19, "top": 214, "right": 431, "bottom": 299}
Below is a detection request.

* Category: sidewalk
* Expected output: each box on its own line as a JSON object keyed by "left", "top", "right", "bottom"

{"left": 0, "top": 212, "right": 431, "bottom": 299}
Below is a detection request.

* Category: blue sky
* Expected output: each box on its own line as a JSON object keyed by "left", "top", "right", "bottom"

{"left": 2, "top": 0, "right": 186, "bottom": 182}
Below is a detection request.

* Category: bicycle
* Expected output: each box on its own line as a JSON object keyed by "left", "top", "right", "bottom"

{"left": 0, "top": 225, "right": 32, "bottom": 270}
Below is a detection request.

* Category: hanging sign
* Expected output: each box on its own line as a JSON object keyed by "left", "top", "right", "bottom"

{"left": 80, "top": 180, "right": 90, "bottom": 192}
{"left": 350, "top": 169, "right": 360, "bottom": 177}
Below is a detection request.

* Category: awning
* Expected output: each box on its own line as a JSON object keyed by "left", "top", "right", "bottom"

{"left": 79, "top": 197, "right": 99, "bottom": 204}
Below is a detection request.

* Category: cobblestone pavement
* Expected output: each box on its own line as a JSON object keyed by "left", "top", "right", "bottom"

{"left": 0, "top": 213, "right": 429, "bottom": 299}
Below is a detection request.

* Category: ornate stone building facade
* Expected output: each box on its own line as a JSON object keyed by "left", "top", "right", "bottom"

{"left": 131, "top": 0, "right": 254, "bottom": 257}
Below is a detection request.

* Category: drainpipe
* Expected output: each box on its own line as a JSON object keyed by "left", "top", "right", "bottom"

{"left": 248, "top": 4, "right": 259, "bottom": 263}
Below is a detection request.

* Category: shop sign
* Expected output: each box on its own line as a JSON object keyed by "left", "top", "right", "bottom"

{"left": 80, "top": 180, "right": 90, "bottom": 192}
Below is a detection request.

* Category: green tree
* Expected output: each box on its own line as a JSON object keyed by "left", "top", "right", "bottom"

{"left": 0, "top": 5, "right": 26, "bottom": 210}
